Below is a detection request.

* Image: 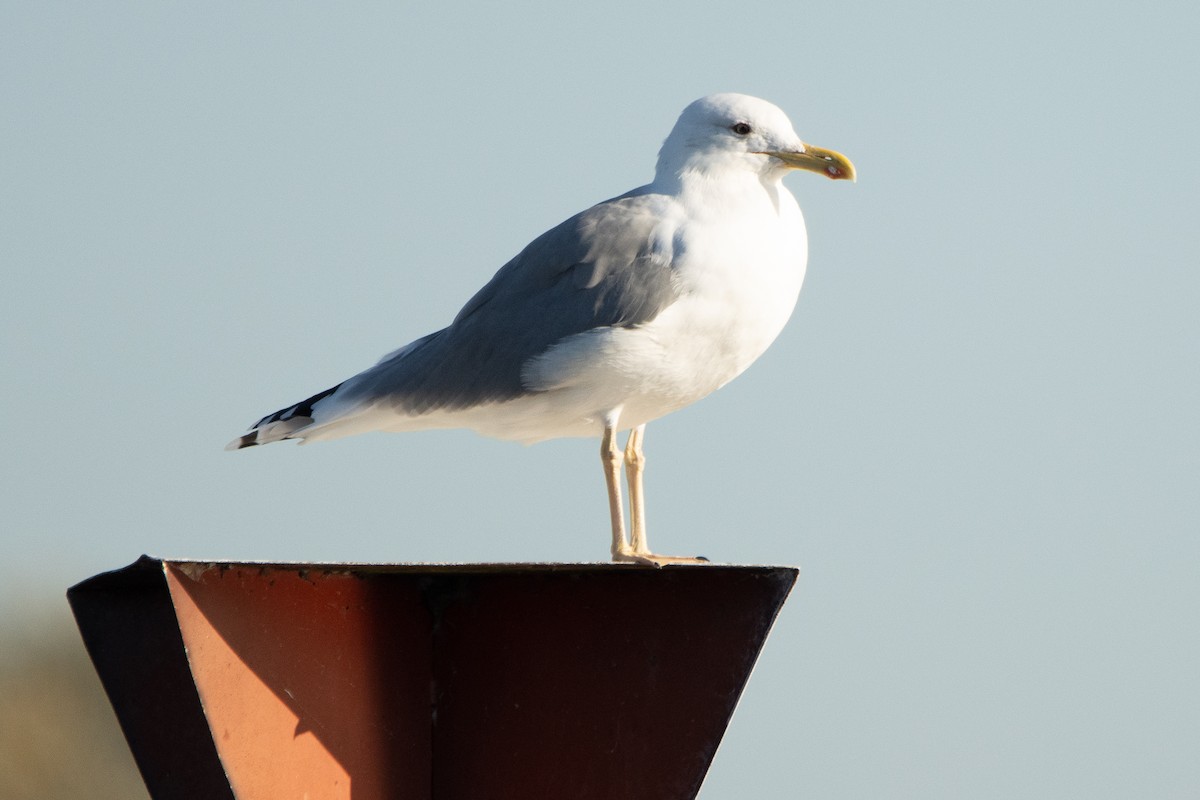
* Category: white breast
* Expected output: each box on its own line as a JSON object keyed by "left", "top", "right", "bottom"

{"left": 520, "top": 181, "right": 808, "bottom": 433}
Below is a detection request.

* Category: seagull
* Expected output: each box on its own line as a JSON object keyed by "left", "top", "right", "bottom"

{"left": 228, "top": 93, "right": 854, "bottom": 565}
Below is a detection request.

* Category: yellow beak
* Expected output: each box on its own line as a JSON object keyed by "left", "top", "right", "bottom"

{"left": 760, "top": 144, "right": 856, "bottom": 182}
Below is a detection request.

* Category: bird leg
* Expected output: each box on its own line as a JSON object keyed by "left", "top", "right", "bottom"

{"left": 609, "top": 424, "right": 709, "bottom": 566}
{"left": 601, "top": 424, "right": 629, "bottom": 559}
{"left": 624, "top": 424, "right": 649, "bottom": 554}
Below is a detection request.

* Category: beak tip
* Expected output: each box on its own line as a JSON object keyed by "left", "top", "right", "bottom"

{"left": 785, "top": 144, "right": 857, "bottom": 183}
{"left": 829, "top": 160, "right": 857, "bottom": 183}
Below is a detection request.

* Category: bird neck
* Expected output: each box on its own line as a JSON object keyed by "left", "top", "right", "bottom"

{"left": 655, "top": 164, "right": 789, "bottom": 219}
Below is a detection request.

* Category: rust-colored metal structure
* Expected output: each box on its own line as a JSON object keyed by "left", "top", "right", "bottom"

{"left": 69, "top": 558, "right": 797, "bottom": 800}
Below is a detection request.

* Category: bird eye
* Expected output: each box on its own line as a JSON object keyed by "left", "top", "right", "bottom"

{"left": 731, "top": 122, "right": 752, "bottom": 136}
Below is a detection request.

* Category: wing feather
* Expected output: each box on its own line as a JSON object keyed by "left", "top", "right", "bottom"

{"left": 341, "top": 191, "right": 680, "bottom": 414}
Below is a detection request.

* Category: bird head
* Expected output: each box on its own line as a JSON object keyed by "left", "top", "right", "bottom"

{"left": 656, "top": 93, "right": 855, "bottom": 184}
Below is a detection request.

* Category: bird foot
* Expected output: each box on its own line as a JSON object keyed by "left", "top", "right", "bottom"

{"left": 611, "top": 551, "right": 710, "bottom": 567}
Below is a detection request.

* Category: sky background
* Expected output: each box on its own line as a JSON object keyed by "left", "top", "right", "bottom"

{"left": 3, "top": 2, "right": 1199, "bottom": 797}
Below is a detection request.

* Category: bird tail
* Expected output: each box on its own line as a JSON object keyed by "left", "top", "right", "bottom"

{"left": 225, "top": 383, "right": 343, "bottom": 450}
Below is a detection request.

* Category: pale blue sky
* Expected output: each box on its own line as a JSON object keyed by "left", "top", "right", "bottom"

{"left": 3, "top": 2, "right": 1198, "bottom": 797}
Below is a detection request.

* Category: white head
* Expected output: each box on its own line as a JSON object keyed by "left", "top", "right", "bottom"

{"left": 655, "top": 93, "right": 854, "bottom": 185}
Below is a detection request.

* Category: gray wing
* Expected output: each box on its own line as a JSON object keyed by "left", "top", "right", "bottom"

{"left": 343, "top": 190, "right": 680, "bottom": 414}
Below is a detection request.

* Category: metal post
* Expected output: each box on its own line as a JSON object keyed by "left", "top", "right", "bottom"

{"left": 69, "top": 557, "right": 797, "bottom": 800}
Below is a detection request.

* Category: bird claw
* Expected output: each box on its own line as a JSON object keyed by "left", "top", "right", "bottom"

{"left": 611, "top": 551, "right": 710, "bottom": 567}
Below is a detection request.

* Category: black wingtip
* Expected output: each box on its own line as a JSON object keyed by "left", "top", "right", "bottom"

{"left": 225, "top": 432, "right": 259, "bottom": 451}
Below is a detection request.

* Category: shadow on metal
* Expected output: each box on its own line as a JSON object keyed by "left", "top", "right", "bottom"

{"left": 69, "top": 558, "right": 797, "bottom": 800}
